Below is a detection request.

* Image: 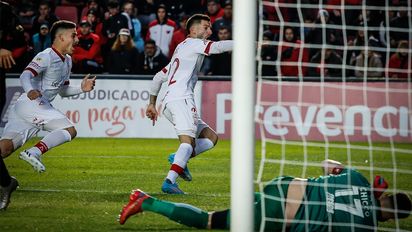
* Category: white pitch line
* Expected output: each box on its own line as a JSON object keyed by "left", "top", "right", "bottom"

{"left": 16, "top": 188, "right": 231, "bottom": 197}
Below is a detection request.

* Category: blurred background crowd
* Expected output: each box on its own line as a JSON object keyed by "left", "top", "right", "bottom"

{"left": 1, "top": 0, "right": 411, "bottom": 78}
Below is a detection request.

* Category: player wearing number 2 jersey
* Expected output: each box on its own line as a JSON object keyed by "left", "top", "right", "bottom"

{"left": 118, "top": 159, "right": 411, "bottom": 231}
{"left": 145, "top": 14, "right": 233, "bottom": 194}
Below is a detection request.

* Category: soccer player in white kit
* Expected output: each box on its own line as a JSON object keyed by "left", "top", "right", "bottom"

{"left": 146, "top": 14, "right": 233, "bottom": 194}
{"left": 0, "top": 20, "right": 96, "bottom": 210}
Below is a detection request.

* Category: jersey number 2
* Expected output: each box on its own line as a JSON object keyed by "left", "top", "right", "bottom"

{"left": 168, "top": 58, "right": 180, "bottom": 86}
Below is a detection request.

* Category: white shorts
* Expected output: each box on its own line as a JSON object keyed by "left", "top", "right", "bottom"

{"left": 1, "top": 94, "right": 73, "bottom": 149}
{"left": 163, "top": 98, "right": 209, "bottom": 138}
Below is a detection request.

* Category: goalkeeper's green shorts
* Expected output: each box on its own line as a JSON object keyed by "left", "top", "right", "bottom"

{"left": 254, "top": 176, "right": 294, "bottom": 231}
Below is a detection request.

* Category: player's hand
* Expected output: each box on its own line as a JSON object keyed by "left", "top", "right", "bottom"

{"left": 321, "top": 159, "right": 344, "bottom": 175}
{"left": 0, "top": 48, "right": 16, "bottom": 69}
{"left": 81, "top": 74, "right": 97, "bottom": 92}
{"left": 146, "top": 103, "right": 158, "bottom": 126}
{"left": 27, "top": 89, "right": 42, "bottom": 100}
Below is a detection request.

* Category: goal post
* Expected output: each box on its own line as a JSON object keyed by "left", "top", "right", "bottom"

{"left": 230, "top": 0, "right": 257, "bottom": 231}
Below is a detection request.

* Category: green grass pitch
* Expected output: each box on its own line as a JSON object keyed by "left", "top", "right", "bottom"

{"left": 0, "top": 138, "right": 411, "bottom": 231}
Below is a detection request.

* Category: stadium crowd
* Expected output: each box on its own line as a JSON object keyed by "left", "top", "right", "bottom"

{"left": 1, "top": 0, "right": 411, "bottom": 78}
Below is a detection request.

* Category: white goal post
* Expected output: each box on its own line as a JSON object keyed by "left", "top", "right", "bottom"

{"left": 230, "top": 0, "right": 257, "bottom": 231}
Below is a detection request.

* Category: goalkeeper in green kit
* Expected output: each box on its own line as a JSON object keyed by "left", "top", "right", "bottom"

{"left": 118, "top": 159, "right": 411, "bottom": 231}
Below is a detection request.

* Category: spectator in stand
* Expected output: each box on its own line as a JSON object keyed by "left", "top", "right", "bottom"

{"left": 169, "top": 15, "right": 188, "bottom": 58}
{"left": 211, "top": 0, "right": 232, "bottom": 41}
{"left": 72, "top": 19, "right": 103, "bottom": 74}
{"left": 15, "top": 0, "right": 35, "bottom": 29}
{"left": 208, "top": 26, "right": 232, "bottom": 75}
{"left": 347, "top": 23, "right": 366, "bottom": 67}
{"left": 31, "top": 1, "right": 59, "bottom": 36}
{"left": 388, "top": 40, "right": 411, "bottom": 79}
{"left": 32, "top": 23, "right": 51, "bottom": 55}
{"left": 308, "top": 48, "right": 343, "bottom": 78}
{"left": 136, "top": 39, "right": 169, "bottom": 75}
{"left": 206, "top": 0, "right": 224, "bottom": 24}
{"left": 135, "top": 0, "right": 157, "bottom": 32}
{"left": 279, "top": 26, "right": 309, "bottom": 77}
{"left": 306, "top": 9, "right": 343, "bottom": 57}
{"left": 389, "top": 5, "right": 411, "bottom": 48}
{"left": 122, "top": 0, "right": 144, "bottom": 52}
{"left": 146, "top": 4, "right": 176, "bottom": 58}
{"left": 85, "top": 9, "right": 106, "bottom": 46}
{"left": 102, "top": 0, "right": 129, "bottom": 55}
{"left": 354, "top": 38, "right": 383, "bottom": 78}
{"left": 261, "top": 30, "right": 277, "bottom": 76}
{"left": 81, "top": 0, "right": 105, "bottom": 20}
{"left": 108, "top": 28, "right": 139, "bottom": 74}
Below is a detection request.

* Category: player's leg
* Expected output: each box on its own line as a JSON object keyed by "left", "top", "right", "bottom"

{"left": 0, "top": 69, "right": 6, "bottom": 116}
{"left": 119, "top": 189, "right": 210, "bottom": 228}
{"left": 17, "top": 101, "right": 75, "bottom": 172}
{"left": 0, "top": 156, "right": 18, "bottom": 210}
{"left": 162, "top": 100, "right": 197, "bottom": 193}
{"left": 119, "top": 189, "right": 262, "bottom": 229}
{"left": 194, "top": 125, "right": 217, "bottom": 156}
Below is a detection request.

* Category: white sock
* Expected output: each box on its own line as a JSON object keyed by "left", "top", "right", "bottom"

{"left": 194, "top": 138, "right": 214, "bottom": 156}
{"left": 27, "top": 130, "right": 72, "bottom": 156}
{"left": 166, "top": 143, "right": 193, "bottom": 183}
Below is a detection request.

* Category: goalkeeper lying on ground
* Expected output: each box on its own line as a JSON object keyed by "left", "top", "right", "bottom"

{"left": 118, "top": 159, "right": 411, "bottom": 231}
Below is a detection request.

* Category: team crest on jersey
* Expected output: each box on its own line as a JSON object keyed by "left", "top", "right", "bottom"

{"left": 36, "top": 57, "right": 42, "bottom": 62}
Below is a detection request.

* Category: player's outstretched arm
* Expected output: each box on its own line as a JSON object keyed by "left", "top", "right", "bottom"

{"left": 206, "top": 40, "right": 233, "bottom": 55}
{"left": 321, "top": 159, "right": 344, "bottom": 175}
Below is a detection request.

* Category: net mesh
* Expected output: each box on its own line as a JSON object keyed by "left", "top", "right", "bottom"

{"left": 256, "top": 1, "right": 412, "bottom": 231}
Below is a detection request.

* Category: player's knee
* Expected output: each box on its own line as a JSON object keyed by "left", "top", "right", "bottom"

{"left": 65, "top": 127, "right": 77, "bottom": 139}
{"left": 0, "top": 139, "right": 15, "bottom": 158}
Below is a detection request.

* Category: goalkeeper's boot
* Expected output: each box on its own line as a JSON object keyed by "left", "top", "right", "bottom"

{"left": 0, "top": 176, "right": 19, "bottom": 210}
{"left": 161, "top": 179, "right": 184, "bottom": 194}
{"left": 118, "top": 189, "right": 150, "bottom": 225}
{"left": 19, "top": 150, "right": 45, "bottom": 173}
{"left": 168, "top": 153, "right": 192, "bottom": 181}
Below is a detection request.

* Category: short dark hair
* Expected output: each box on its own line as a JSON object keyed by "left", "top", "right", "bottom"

{"left": 390, "top": 193, "right": 412, "bottom": 219}
{"left": 145, "top": 39, "right": 156, "bottom": 46}
{"left": 50, "top": 20, "right": 76, "bottom": 43}
{"left": 186, "top": 14, "right": 210, "bottom": 33}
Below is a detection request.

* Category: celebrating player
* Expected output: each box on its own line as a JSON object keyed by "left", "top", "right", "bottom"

{"left": 0, "top": 20, "right": 97, "bottom": 210}
{"left": 119, "top": 159, "right": 412, "bottom": 230}
{"left": 145, "top": 14, "right": 233, "bottom": 194}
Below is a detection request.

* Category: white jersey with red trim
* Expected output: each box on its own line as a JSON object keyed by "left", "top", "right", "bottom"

{"left": 162, "top": 38, "right": 214, "bottom": 104}
{"left": 24, "top": 47, "right": 72, "bottom": 102}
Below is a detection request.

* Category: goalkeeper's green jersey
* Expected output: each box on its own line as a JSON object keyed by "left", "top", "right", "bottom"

{"left": 290, "top": 168, "right": 379, "bottom": 232}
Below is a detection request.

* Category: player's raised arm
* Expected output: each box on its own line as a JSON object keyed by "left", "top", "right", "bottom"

{"left": 146, "top": 67, "right": 169, "bottom": 125}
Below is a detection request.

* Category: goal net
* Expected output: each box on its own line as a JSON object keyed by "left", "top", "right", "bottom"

{"left": 255, "top": 0, "right": 412, "bottom": 231}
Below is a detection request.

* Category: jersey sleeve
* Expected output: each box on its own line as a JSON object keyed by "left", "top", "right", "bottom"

{"left": 190, "top": 39, "right": 215, "bottom": 56}
{"left": 24, "top": 52, "right": 50, "bottom": 76}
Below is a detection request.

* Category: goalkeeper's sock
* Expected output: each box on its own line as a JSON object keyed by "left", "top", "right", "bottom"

{"left": 166, "top": 143, "right": 192, "bottom": 183}
{"left": 27, "top": 129, "right": 72, "bottom": 156}
{"left": 0, "top": 157, "right": 11, "bottom": 187}
{"left": 193, "top": 138, "right": 214, "bottom": 157}
{"left": 142, "top": 197, "right": 209, "bottom": 228}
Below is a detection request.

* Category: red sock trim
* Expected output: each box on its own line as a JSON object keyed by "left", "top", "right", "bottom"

{"left": 35, "top": 141, "right": 49, "bottom": 154}
{"left": 170, "top": 164, "right": 184, "bottom": 174}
